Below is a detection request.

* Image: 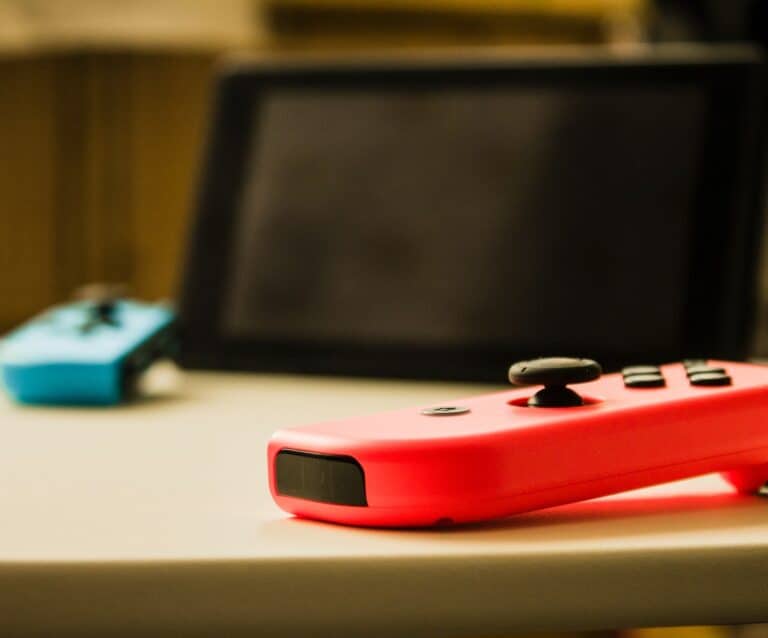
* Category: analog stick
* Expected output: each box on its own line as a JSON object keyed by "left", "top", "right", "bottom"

{"left": 508, "top": 357, "right": 602, "bottom": 407}
{"left": 75, "top": 283, "right": 126, "bottom": 330}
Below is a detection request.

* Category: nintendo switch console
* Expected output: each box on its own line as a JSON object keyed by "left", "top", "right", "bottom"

{"left": 1, "top": 298, "right": 177, "bottom": 405}
{"left": 268, "top": 358, "right": 768, "bottom": 527}
{"left": 181, "top": 49, "right": 766, "bottom": 382}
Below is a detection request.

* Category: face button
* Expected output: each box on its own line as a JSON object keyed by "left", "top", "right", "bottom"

{"left": 683, "top": 359, "right": 708, "bottom": 369}
{"left": 622, "top": 365, "right": 660, "bottom": 376}
{"left": 689, "top": 372, "right": 732, "bottom": 386}
{"left": 685, "top": 365, "right": 727, "bottom": 376}
{"left": 624, "top": 373, "right": 666, "bottom": 388}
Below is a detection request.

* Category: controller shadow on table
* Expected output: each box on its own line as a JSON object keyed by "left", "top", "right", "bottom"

{"left": 473, "top": 492, "right": 765, "bottom": 531}
{"left": 1, "top": 361, "right": 188, "bottom": 410}
{"left": 1, "top": 392, "right": 189, "bottom": 411}
{"left": 270, "top": 479, "right": 768, "bottom": 541}
{"left": 422, "top": 489, "right": 768, "bottom": 539}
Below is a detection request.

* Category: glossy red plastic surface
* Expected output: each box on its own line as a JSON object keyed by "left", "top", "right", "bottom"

{"left": 268, "top": 361, "right": 768, "bottom": 527}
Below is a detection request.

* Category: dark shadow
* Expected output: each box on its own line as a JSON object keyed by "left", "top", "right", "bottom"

{"left": 262, "top": 477, "right": 768, "bottom": 544}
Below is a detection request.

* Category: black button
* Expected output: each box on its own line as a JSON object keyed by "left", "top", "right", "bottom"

{"left": 421, "top": 406, "right": 471, "bottom": 416}
{"left": 624, "top": 373, "right": 666, "bottom": 388}
{"left": 689, "top": 372, "right": 732, "bottom": 386}
{"left": 622, "top": 365, "right": 660, "bottom": 376}
{"left": 683, "top": 359, "right": 708, "bottom": 369}
{"left": 685, "top": 365, "right": 726, "bottom": 376}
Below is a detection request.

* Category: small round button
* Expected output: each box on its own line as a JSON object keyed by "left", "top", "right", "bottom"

{"left": 421, "top": 406, "right": 471, "bottom": 416}
{"left": 508, "top": 357, "right": 602, "bottom": 387}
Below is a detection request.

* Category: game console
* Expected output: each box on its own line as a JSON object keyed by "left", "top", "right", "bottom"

{"left": 1, "top": 297, "right": 177, "bottom": 405}
{"left": 268, "top": 357, "right": 768, "bottom": 527}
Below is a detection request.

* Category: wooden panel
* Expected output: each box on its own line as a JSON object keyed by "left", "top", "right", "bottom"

{"left": 0, "top": 52, "right": 216, "bottom": 331}
{"left": 54, "top": 52, "right": 217, "bottom": 305}
{"left": 0, "top": 56, "right": 58, "bottom": 327}
{"left": 263, "top": 0, "right": 648, "bottom": 48}
{"left": 51, "top": 54, "right": 89, "bottom": 299}
{"left": 0, "top": 54, "right": 140, "bottom": 330}
{"left": 53, "top": 53, "right": 136, "bottom": 298}
{"left": 128, "top": 53, "right": 217, "bottom": 301}
{"left": 267, "top": 0, "right": 644, "bottom": 18}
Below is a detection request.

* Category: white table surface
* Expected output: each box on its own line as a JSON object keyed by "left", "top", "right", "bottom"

{"left": 1, "top": 365, "right": 767, "bottom": 637}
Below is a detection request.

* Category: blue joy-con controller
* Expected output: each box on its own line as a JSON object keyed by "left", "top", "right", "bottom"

{"left": 0, "top": 299, "right": 177, "bottom": 405}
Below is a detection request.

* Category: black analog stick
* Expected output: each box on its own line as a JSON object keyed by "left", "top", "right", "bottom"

{"left": 95, "top": 299, "right": 116, "bottom": 322}
{"left": 508, "top": 357, "right": 602, "bottom": 407}
{"left": 75, "top": 283, "right": 126, "bottom": 330}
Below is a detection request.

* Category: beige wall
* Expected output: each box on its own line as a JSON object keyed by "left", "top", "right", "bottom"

{"left": 0, "top": 0, "right": 261, "bottom": 51}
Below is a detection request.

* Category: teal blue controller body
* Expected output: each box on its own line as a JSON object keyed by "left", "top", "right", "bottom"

{"left": 1, "top": 300, "right": 177, "bottom": 405}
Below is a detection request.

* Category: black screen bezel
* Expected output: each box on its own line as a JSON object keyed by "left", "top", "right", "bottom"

{"left": 179, "top": 49, "right": 766, "bottom": 382}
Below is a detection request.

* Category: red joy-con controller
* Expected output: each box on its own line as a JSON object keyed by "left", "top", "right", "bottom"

{"left": 268, "top": 360, "right": 768, "bottom": 527}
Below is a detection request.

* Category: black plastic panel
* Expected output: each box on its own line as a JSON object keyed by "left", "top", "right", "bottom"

{"left": 179, "top": 49, "right": 767, "bottom": 381}
{"left": 275, "top": 450, "right": 367, "bottom": 506}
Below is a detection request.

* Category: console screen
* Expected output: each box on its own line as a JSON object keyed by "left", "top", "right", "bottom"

{"left": 223, "top": 86, "right": 705, "bottom": 353}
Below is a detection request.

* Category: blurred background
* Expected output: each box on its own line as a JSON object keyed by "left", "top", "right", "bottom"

{"left": 0, "top": 2, "right": 767, "bottom": 635}
{"left": 0, "top": 0, "right": 766, "bottom": 347}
